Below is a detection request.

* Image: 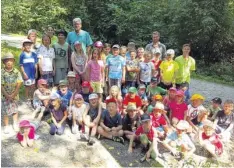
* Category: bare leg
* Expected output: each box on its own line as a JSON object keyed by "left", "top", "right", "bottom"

{"left": 97, "top": 126, "right": 112, "bottom": 139}
{"left": 4, "top": 115, "right": 9, "bottom": 126}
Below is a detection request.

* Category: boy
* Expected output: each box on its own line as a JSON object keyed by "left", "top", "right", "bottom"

{"left": 79, "top": 81, "right": 93, "bottom": 103}
{"left": 208, "top": 97, "right": 222, "bottom": 121}
{"left": 214, "top": 100, "right": 234, "bottom": 142}
{"left": 57, "top": 80, "right": 73, "bottom": 107}
{"left": 159, "top": 49, "right": 179, "bottom": 90}
{"left": 137, "top": 47, "right": 145, "bottom": 62}
{"left": 19, "top": 39, "right": 38, "bottom": 106}
{"left": 128, "top": 114, "right": 160, "bottom": 162}
{"left": 126, "top": 42, "right": 136, "bottom": 60}
{"left": 2, "top": 52, "right": 23, "bottom": 134}
{"left": 146, "top": 77, "right": 167, "bottom": 99}
{"left": 106, "top": 44, "right": 126, "bottom": 88}
{"left": 97, "top": 98, "right": 124, "bottom": 144}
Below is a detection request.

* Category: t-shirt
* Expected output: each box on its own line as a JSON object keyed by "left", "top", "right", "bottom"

{"left": 159, "top": 60, "right": 179, "bottom": 83}
{"left": 71, "top": 103, "right": 87, "bottom": 119}
{"left": 17, "top": 126, "right": 35, "bottom": 142}
{"left": 80, "top": 91, "right": 91, "bottom": 103}
{"left": 51, "top": 36, "right": 58, "bottom": 45}
{"left": 216, "top": 110, "right": 234, "bottom": 130}
{"left": 53, "top": 42, "right": 69, "bottom": 69}
{"left": 123, "top": 94, "right": 142, "bottom": 108}
{"left": 37, "top": 45, "right": 55, "bottom": 71}
{"left": 202, "top": 132, "right": 223, "bottom": 155}
{"left": 175, "top": 55, "right": 196, "bottom": 84}
{"left": 139, "top": 62, "right": 155, "bottom": 82}
{"left": 107, "top": 55, "right": 126, "bottom": 79}
{"left": 151, "top": 60, "right": 162, "bottom": 78}
{"left": 169, "top": 101, "right": 187, "bottom": 120}
{"left": 125, "top": 51, "right": 131, "bottom": 61}
{"left": 126, "top": 59, "right": 139, "bottom": 81}
{"left": 88, "top": 60, "right": 104, "bottom": 81}
{"left": 208, "top": 105, "right": 222, "bottom": 119}
{"left": 19, "top": 52, "right": 38, "bottom": 80}
{"left": 122, "top": 114, "right": 139, "bottom": 131}
{"left": 1, "top": 68, "right": 23, "bottom": 100}
{"left": 145, "top": 42, "right": 166, "bottom": 60}
{"left": 150, "top": 113, "right": 167, "bottom": 128}
{"left": 57, "top": 90, "right": 73, "bottom": 107}
{"left": 186, "top": 104, "right": 206, "bottom": 125}
{"left": 66, "top": 30, "right": 93, "bottom": 54}
{"left": 146, "top": 85, "right": 167, "bottom": 97}
{"left": 135, "top": 125, "right": 155, "bottom": 141}
{"left": 101, "top": 110, "right": 122, "bottom": 128}
{"left": 72, "top": 52, "right": 87, "bottom": 73}
{"left": 50, "top": 104, "right": 67, "bottom": 122}
{"left": 88, "top": 106, "right": 104, "bottom": 121}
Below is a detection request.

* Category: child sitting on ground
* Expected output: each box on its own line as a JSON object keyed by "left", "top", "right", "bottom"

{"left": 57, "top": 80, "right": 73, "bottom": 107}
{"left": 79, "top": 81, "right": 93, "bottom": 103}
{"left": 98, "top": 98, "right": 124, "bottom": 144}
{"left": 147, "top": 94, "right": 163, "bottom": 114}
{"left": 208, "top": 97, "right": 222, "bottom": 121}
{"left": 138, "top": 84, "right": 147, "bottom": 100}
{"left": 106, "top": 85, "right": 123, "bottom": 114}
{"left": 214, "top": 100, "right": 234, "bottom": 142}
{"left": 199, "top": 120, "right": 223, "bottom": 158}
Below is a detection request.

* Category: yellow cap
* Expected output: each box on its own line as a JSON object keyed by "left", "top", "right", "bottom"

{"left": 190, "top": 94, "right": 205, "bottom": 101}
{"left": 154, "top": 94, "right": 163, "bottom": 100}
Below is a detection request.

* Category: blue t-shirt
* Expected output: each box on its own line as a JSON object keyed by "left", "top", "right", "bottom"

{"left": 101, "top": 110, "right": 122, "bottom": 128}
{"left": 107, "top": 55, "right": 126, "bottom": 79}
{"left": 125, "top": 51, "right": 131, "bottom": 61}
{"left": 19, "top": 52, "right": 38, "bottom": 80}
{"left": 57, "top": 90, "right": 73, "bottom": 107}
{"left": 66, "top": 30, "right": 93, "bottom": 53}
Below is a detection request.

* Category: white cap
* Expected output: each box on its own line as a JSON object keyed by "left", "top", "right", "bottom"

{"left": 50, "top": 92, "right": 61, "bottom": 100}
{"left": 166, "top": 49, "right": 175, "bottom": 55}
{"left": 67, "top": 71, "right": 76, "bottom": 78}
{"left": 176, "top": 120, "right": 189, "bottom": 130}
{"left": 88, "top": 93, "right": 98, "bottom": 100}
{"left": 22, "top": 39, "right": 33, "bottom": 45}
{"left": 153, "top": 102, "right": 164, "bottom": 110}
{"left": 203, "top": 120, "right": 215, "bottom": 129}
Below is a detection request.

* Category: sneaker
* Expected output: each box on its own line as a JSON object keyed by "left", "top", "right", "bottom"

{"left": 80, "top": 133, "right": 89, "bottom": 140}
{"left": 88, "top": 137, "right": 95, "bottom": 146}
{"left": 77, "top": 132, "right": 81, "bottom": 140}
{"left": 4, "top": 126, "right": 10, "bottom": 134}
{"left": 13, "top": 123, "right": 19, "bottom": 131}
{"left": 112, "top": 136, "right": 124, "bottom": 144}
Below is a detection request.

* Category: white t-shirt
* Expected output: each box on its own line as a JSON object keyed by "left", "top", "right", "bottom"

{"left": 71, "top": 103, "right": 88, "bottom": 121}
{"left": 37, "top": 45, "right": 55, "bottom": 71}
{"left": 139, "top": 62, "right": 155, "bottom": 82}
{"left": 186, "top": 104, "right": 206, "bottom": 120}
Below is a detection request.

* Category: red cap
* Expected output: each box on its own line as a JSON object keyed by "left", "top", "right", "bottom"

{"left": 105, "top": 98, "right": 117, "bottom": 104}
{"left": 82, "top": 81, "right": 90, "bottom": 87}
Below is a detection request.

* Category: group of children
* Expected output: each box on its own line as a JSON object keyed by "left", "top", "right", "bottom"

{"left": 1, "top": 29, "right": 234, "bottom": 163}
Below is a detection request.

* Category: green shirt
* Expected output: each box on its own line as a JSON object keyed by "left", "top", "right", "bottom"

{"left": 174, "top": 55, "right": 196, "bottom": 84}
{"left": 146, "top": 85, "right": 167, "bottom": 97}
{"left": 53, "top": 42, "right": 69, "bottom": 69}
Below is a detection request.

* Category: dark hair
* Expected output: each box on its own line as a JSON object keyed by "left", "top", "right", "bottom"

{"left": 56, "top": 29, "right": 68, "bottom": 37}
{"left": 182, "top": 44, "right": 191, "bottom": 48}
{"left": 104, "top": 43, "right": 111, "bottom": 48}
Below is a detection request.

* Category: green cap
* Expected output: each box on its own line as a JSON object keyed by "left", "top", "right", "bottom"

{"left": 128, "top": 87, "right": 137, "bottom": 93}
{"left": 59, "top": 80, "right": 68, "bottom": 86}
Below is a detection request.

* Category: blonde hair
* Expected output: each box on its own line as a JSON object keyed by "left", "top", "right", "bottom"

{"left": 143, "top": 51, "right": 152, "bottom": 59}
{"left": 109, "top": 85, "right": 122, "bottom": 99}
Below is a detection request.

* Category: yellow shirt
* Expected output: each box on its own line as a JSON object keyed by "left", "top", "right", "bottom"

{"left": 160, "top": 60, "right": 179, "bottom": 83}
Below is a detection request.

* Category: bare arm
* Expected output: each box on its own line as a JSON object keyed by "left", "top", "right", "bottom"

{"left": 59, "top": 110, "right": 68, "bottom": 125}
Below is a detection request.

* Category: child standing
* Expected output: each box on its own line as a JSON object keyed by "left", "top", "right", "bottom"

{"left": 37, "top": 34, "right": 55, "bottom": 87}
{"left": 125, "top": 42, "right": 136, "bottom": 61}
{"left": 151, "top": 49, "right": 162, "bottom": 80}
{"left": 208, "top": 97, "right": 222, "bottom": 121}
{"left": 137, "top": 47, "right": 145, "bottom": 62}
{"left": 20, "top": 39, "right": 38, "bottom": 106}
{"left": 120, "top": 46, "right": 127, "bottom": 60}
{"left": 2, "top": 52, "right": 23, "bottom": 134}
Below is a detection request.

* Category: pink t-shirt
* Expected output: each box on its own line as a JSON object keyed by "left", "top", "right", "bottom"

{"left": 169, "top": 101, "right": 188, "bottom": 120}
{"left": 17, "top": 126, "right": 35, "bottom": 142}
{"left": 88, "top": 60, "right": 104, "bottom": 81}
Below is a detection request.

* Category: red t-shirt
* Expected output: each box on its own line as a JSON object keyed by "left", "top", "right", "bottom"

{"left": 169, "top": 101, "right": 188, "bottom": 120}
{"left": 17, "top": 126, "right": 35, "bottom": 142}
{"left": 202, "top": 132, "right": 223, "bottom": 155}
{"left": 150, "top": 113, "right": 167, "bottom": 128}
{"left": 123, "top": 94, "right": 142, "bottom": 108}
{"left": 135, "top": 125, "right": 154, "bottom": 141}
{"left": 152, "top": 60, "right": 162, "bottom": 70}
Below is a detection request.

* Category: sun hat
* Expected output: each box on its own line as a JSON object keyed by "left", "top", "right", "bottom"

{"left": 50, "top": 92, "right": 61, "bottom": 100}
{"left": 19, "top": 120, "right": 32, "bottom": 128}
{"left": 128, "top": 87, "right": 137, "bottom": 94}
{"left": 73, "top": 18, "right": 82, "bottom": 24}
{"left": 153, "top": 102, "right": 164, "bottom": 110}
{"left": 176, "top": 90, "right": 184, "bottom": 97}
{"left": 190, "top": 94, "right": 205, "bottom": 101}
{"left": 212, "top": 97, "right": 222, "bottom": 105}
{"left": 112, "top": 44, "right": 120, "bottom": 49}
{"left": 141, "top": 114, "right": 151, "bottom": 122}
{"left": 126, "top": 104, "right": 137, "bottom": 111}
{"left": 59, "top": 80, "right": 68, "bottom": 86}
{"left": 176, "top": 120, "right": 189, "bottom": 130}
{"left": 89, "top": 93, "right": 98, "bottom": 100}
{"left": 2, "top": 52, "right": 15, "bottom": 61}
{"left": 203, "top": 120, "right": 215, "bottom": 129}
{"left": 74, "top": 94, "right": 83, "bottom": 100}
{"left": 67, "top": 71, "right": 76, "bottom": 78}
{"left": 154, "top": 94, "right": 163, "bottom": 100}
{"left": 166, "top": 49, "right": 175, "bottom": 55}
{"left": 82, "top": 81, "right": 91, "bottom": 87}
{"left": 153, "top": 48, "right": 161, "bottom": 54}
{"left": 38, "top": 79, "right": 47, "bottom": 85}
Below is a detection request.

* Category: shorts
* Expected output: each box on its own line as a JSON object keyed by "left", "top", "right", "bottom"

{"left": 24, "top": 79, "right": 36, "bottom": 86}
{"left": 30, "top": 120, "right": 40, "bottom": 130}
{"left": 42, "top": 71, "right": 53, "bottom": 85}
{"left": 1, "top": 100, "right": 18, "bottom": 116}
{"left": 91, "top": 81, "right": 103, "bottom": 94}
{"left": 54, "top": 68, "right": 67, "bottom": 85}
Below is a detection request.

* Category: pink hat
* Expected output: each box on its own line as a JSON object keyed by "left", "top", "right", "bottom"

{"left": 19, "top": 120, "right": 31, "bottom": 128}
{"left": 176, "top": 90, "right": 184, "bottom": 96}
{"left": 38, "top": 79, "right": 47, "bottom": 85}
{"left": 74, "top": 94, "right": 83, "bottom": 100}
{"left": 169, "top": 87, "right": 177, "bottom": 92}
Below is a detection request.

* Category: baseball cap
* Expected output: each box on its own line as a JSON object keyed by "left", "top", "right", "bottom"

{"left": 105, "top": 98, "right": 117, "bottom": 104}
{"left": 154, "top": 94, "right": 163, "bottom": 100}
{"left": 59, "top": 80, "right": 68, "bottom": 86}
{"left": 73, "top": 94, "right": 83, "bottom": 100}
{"left": 89, "top": 93, "right": 98, "bottom": 100}
{"left": 166, "top": 49, "right": 175, "bottom": 55}
{"left": 212, "top": 97, "right": 222, "bottom": 105}
{"left": 126, "top": 104, "right": 137, "bottom": 111}
{"left": 38, "top": 79, "right": 47, "bottom": 85}
{"left": 50, "top": 92, "right": 61, "bottom": 100}
{"left": 2, "top": 52, "right": 15, "bottom": 61}
{"left": 151, "top": 77, "right": 159, "bottom": 83}
{"left": 19, "top": 120, "right": 32, "bottom": 128}
{"left": 22, "top": 39, "right": 33, "bottom": 45}
{"left": 153, "top": 102, "right": 164, "bottom": 110}
{"left": 141, "top": 114, "right": 151, "bottom": 122}
{"left": 112, "top": 44, "right": 120, "bottom": 49}
{"left": 138, "top": 84, "right": 146, "bottom": 89}
{"left": 190, "top": 94, "right": 205, "bottom": 101}
{"left": 82, "top": 81, "right": 91, "bottom": 87}
{"left": 67, "top": 71, "right": 76, "bottom": 78}
{"left": 73, "top": 18, "right": 82, "bottom": 24}
{"left": 74, "top": 41, "right": 81, "bottom": 46}
{"left": 169, "top": 87, "right": 177, "bottom": 92}
{"left": 176, "top": 90, "right": 184, "bottom": 97}
{"left": 176, "top": 120, "right": 189, "bottom": 130}
{"left": 128, "top": 87, "right": 137, "bottom": 94}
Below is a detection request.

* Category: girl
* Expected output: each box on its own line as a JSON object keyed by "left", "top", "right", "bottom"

{"left": 49, "top": 93, "right": 68, "bottom": 135}
{"left": 67, "top": 71, "right": 80, "bottom": 92}
{"left": 45, "top": 25, "right": 58, "bottom": 45}
{"left": 163, "top": 87, "right": 177, "bottom": 111}
{"left": 27, "top": 29, "right": 40, "bottom": 52}
{"left": 19, "top": 39, "right": 38, "bottom": 106}
{"left": 151, "top": 49, "right": 162, "bottom": 80}
{"left": 71, "top": 41, "right": 87, "bottom": 82}
{"left": 106, "top": 85, "right": 123, "bottom": 114}
{"left": 120, "top": 46, "right": 127, "bottom": 60}
{"left": 87, "top": 49, "right": 105, "bottom": 98}
{"left": 93, "top": 41, "right": 105, "bottom": 62}
{"left": 32, "top": 79, "right": 51, "bottom": 118}
{"left": 37, "top": 34, "right": 55, "bottom": 87}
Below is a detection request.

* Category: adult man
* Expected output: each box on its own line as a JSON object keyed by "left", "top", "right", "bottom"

{"left": 145, "top": 31, "right": 166, "bottom": 60}
{"left": 66, "top": 18, "right": 93, "bottom": 56}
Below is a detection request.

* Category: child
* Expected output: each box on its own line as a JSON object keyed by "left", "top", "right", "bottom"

{"left": 106, "top": 85, "right": 123, "bottom": 114}
{"left": 103, "top": 43, "right": 112, "bottom": 98}
{"left": 151, "top": 49, "right": 162, "bottom": 80}
{"left": 128, "top": 114, "right": 160, "bottom": 162}
{"left": 159, "top": 49, "right": 179, "bottom": 90}
{"left": 71, "top": 94, "right": 88, "bottom": 138}
{"left": 146, "top": 77, "right": 167, "bottom": 99}
{"left": 87, "top": 48, "right": 105, "bottom": 97}
{"left": 57, "top": 80, "right": 73, "bottom": 107}
{"left": 163, "top": 120, "right": 196, "bottom": 158}
{"left": 208, "top": 97, "right": 222, "bottom": 121}
{"left": 2, "top": 52, "right": 23, "bottom": 134}
{"left": 138, "top": 84, "right": 147, "bottom": 100}
{"left": 199, "top": 120, "right": 223, "bottom": 158}
{"left": 19, "top": 39, "right": 38, "bottom": 106}
{"left": 106, "top": 44, "right": 126, "bottom": 88}
{"left": 49, "top": 92, "right": 68, "bottom": 135}
{"left": 93, "top": 41, "right": 105, "bottom": 62}
{"left": 53, "top": 29, "right": 71, "bottom": 85}
{"left": 120, "top": 46, "right": 127, "bottom": 60}
{"left": 97, "top": 98, "right": 124, "bottom": 144}
{"left": 71, "top": 41, "right": 88, "bottom": 82}
{"left": 123, "top": 87, "right": 143, "bottom": 116}
{"left": 27, "top": 29, "right": 40, "bottom": 52}
{"left": 79, "top": 81, "right": 93, "bottom": 103}
{"left": 67, "top": 71, "right": 80, "bottom": 92}
{"left": 126, "top": 42, "right": 136, "bottom": 60}
{"left": 169, "top": 90, "right": 187, "bottom": 126}
{"left": 125, "top": 50, "right": 140, "bottom": 89}
{"left": 32, "top": 79, "right": 51, "bottom": 118}
{"left": 137, "top": 47, "right": 145, "bottom": 62}
{"left": 147, "top": 94, "right": 163, "bottom": 114}
{"left": 45, "top": 25, "right": 58, "bottom": 45}
{"left": 139, "top": 52, "right": 155, "bottom": 86}
{"left": 123, "top": 104, "right": 140, "bottom": 139}
{"left": 186, "top": 94, "right": 206, "bottom": 132}
{"left": 163, "top": 87, "right": 177, "bottom": 111}
{"left": 214, "top": 100, "right": 234, "bottom": 142}
{"left": 37, "top": 34, "right": 55, "bottom": 87}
